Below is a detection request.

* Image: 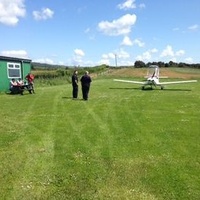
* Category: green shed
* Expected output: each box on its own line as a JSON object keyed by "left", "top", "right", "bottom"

{"left": 0, "top": 56, "right": 32, "bottom": 92}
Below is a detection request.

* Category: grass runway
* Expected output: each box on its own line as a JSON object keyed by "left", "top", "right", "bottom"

{"left": 0, "top": 76, "right": 200, "bottom": 199}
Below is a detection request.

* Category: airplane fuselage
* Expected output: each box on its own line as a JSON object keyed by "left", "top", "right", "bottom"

{"left": 143, "top": 77, "right": 163, "bottom": 89}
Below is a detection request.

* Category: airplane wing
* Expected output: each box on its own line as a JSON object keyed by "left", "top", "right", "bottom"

{"left": 113, "top": 79, "right": 145, "bottom": 85}
{"left": 159, "top": 80, "right": 197, "bottom": 85}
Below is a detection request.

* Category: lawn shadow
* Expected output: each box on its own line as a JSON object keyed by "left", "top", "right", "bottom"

{"left": 5, "top": 92, "right": 34, "bottom": 96}
{"left": 142, "top": 88, "right": 192, "bottom": 92}
{"left": 109, "top": 87, "right": 154, "bottom": 91}
{"left": 109, "top": 87, "right": 192, "bottom": 92}
{"left": 162, "top": 88, "right": 192, "bottom": 92}
{"left": 109, "top": 87, "right": 141, "bottom": 90}
{"left": 62, "top": 97, "right": 84, "bottom": 101}
{"left": 62, "top": 96, "right": 72, "bottom": 99}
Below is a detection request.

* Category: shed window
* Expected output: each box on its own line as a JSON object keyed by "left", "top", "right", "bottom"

{"left": 7, "top": 63, "right": 21, "bottom": 78}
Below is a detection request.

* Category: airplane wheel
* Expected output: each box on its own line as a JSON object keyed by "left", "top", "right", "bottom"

{"left": 142, "top": 86, "right": 145, "bottom": 90}
{"left": 161, "top": 86, "right": 164, "bottom": 90}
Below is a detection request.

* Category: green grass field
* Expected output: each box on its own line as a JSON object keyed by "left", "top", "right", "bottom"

{"left": 0, "top": 74, "right": 200, "bottom": 199}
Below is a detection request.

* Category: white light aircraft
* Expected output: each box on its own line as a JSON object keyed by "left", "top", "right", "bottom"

{"left": 114, "top": 65, "right": 197, "bottom": 90}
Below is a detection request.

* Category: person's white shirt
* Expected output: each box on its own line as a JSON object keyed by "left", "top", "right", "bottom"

{"left": 10, "top": 79, "right": 17, "bottom": 87}
{"left": 17, "top": 79, "right": 24, "bottom": 86}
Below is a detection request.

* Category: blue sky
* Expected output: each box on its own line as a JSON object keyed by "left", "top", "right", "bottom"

{"left": 0, "top": 0, "right": 199, "bottom": 66}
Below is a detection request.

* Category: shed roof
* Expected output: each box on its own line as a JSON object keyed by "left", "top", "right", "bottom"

{"left": 0, "top": 56, "right": 32, "bottom": 63}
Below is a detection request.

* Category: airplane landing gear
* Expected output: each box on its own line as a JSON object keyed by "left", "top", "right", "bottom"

{"left": 142, "top": 86, "right": 145, "bottom": 90}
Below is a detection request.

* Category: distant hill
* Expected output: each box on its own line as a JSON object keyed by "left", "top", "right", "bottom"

{"left": 31, "top": 62, "right": 69, "bottom": 70}
{"left": 31, "top": 61, "right": 200, "bottom": 70}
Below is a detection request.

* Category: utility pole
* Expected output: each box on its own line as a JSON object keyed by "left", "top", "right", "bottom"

{"left": 114, "top": 53, "right": 118, "bottom": 67}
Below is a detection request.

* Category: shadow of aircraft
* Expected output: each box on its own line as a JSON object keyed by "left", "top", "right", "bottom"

{"left": 109, "top": 87, "right": 192, "bottom": 92}
{"left": 109, "top": 87, "right": 141, "bottom": 90}
{"left": 161, "top": 88, "right": 192, "bottom": 92}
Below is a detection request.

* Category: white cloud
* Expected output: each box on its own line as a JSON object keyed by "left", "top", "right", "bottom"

{"left": 185, "top": 57, "right": 193, "bottom": 63}
{"left": 74, "top": 49, "right": 85, "bottom": 57}
{"left": 121, "top": 36, "right": 133, "bottom": 46}
{"left": 99, "top": 58, "right": 110, "bottom": 65}
{"left": 33, "top": 58, "right": 54, "bottom": 64}
{"left": 115, "top": 49, "right": 132, "bottom": 66}
{"left": 101, "top": 53, "right": 115, "bottom": 66}
{"left": 119, "top": 60, "right": 135, "bottom": 66}
{"left": 33, "top": 8, "right": 54, "bottom": 20}
{"left": 102, "top": 49, "right": 130, "bottom": 60}
{"left": 98, "top": 14, "right": 137, "bottom": 36}
{"left": 175, "top": 50, "right": 185, "bottom": 56}
{"left": 188, "top": 24, "right": 199, "bottom": 31}
{"left": 160, "top": 45, "right": 185, "bottom": 59}
{"left": 121, "top": 37, "right": 145, "bottom": 48}
{"left": 133, "top": 39, "right": 145, "bottom": 47}
{"left": 102, "top": 53, "right": 115, "bottom": 59}
{"left": 151, "top": 48, "right": 158, "bottom": 53}
{"left": 84, "top": 28, "right": 96, "bottom": 40}
{"left": 135, "top": 48, "right": 158, "bottom": 62}
{"left": 170, "top": 57, "right": 177, "bottom": 63}
{"left": 117, "top": 49, "right": 130, "bottom": 59}
{"left": 160, "top": 45, "right": 174, "bottom": 57}
{"left": 138, "top": 3, "right": 146, "bottom": 9}
{"left": 72, "top": 49, "right": 85, "bottom": 66}
{"left": 0, "top": 0, "right": 26, "bottom": 26}
{"left": 0, "top": 50, "right": 28, "bottom": 58}
{"left": 100, "top": 49, "right": 130, "bottom": 66}
{"left": 117, "top": 0, "right": 136, "bottom": 10}
{"left": 136, "top": 51, "right": 151, "bottom": 61}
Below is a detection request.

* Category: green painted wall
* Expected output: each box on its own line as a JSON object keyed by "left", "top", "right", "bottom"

{"left": 0, "top": 57, "right": 31, "bottom": 92}
{"left": 0, "top": 60, "right": 9, "bottom": 92}
{"left": 22, "top": 61, "right": 31, "bottom": 80}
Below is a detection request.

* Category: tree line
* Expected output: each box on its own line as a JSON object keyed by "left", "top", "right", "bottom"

{"left": 134, "top": 61, "right": 200, "bottom": 69}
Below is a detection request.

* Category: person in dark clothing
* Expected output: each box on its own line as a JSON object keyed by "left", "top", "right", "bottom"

{"left": 72, "top": 70, "right": 78, "bottom": 99}
{"left": 80, "top": 71, "right": 92, "bottom": 100}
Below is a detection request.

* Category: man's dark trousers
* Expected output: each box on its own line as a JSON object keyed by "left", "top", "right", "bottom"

{"left": 73, "top": 85, "right": 78, "bottom": 98}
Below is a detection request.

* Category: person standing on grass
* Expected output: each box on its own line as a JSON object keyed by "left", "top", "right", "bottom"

{"left": 72, "top": 70, "right": 78, "bottom": 99}
{"left": 26, "top": 73, "right": 35, "bottom": 94}
{"left": 80, "top": 71, "right": 92, "bottom": 101}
